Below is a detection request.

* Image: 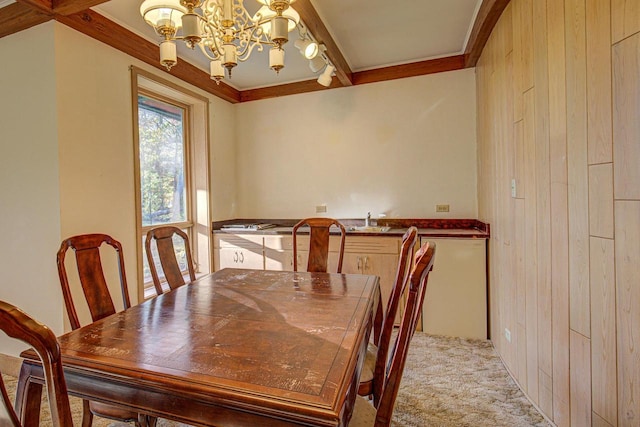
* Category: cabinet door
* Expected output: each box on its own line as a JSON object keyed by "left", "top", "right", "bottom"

{"left": 343, "top": 252, "right": 399, "bottom": 321}
{"left": 420, "top": 238, "right": 487, "bottom": 339}
{"left": 263, "top": 236, "right": 309, "bottom": 271}
{"left": 342, "top": 235, "right": 400, "bottom": 321}
{"left": 217, "top": 247, "right": 264, "bottom": 270}
{"left": 214, "top": 234, "right": 264, "bottom": 271}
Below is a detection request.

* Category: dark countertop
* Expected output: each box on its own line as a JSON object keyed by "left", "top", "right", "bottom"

{"left": 212, "top": 218, "right": 490, "bottom": 239}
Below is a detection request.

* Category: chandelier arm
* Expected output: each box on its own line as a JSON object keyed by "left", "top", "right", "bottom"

{"left": 197, "top": 42, "right": 219, "bottom": 61}
{"left": 236, "top": 41, "right": 267, "bottom": 62}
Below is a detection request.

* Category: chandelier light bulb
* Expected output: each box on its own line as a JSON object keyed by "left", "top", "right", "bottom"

{"left": 254, "top": 5, "right": 299, "bottom": 33}
{"left": 221, "top": 43, "right": 238, "bottom": 77}
{"left": 159, "top": 40, "right": 178, "bottom": 70}
{"left": 210, "top": 59, "right": 225, "bottom": 84}
{"left": 269, "top": 47, "right": 285, "bottom": 74}
{"left": 181, "top": 12, "right": 202, "bottom": 48}
{"left": 257, "top": 0, "right": 297, "bottom": 9}
{"left": 269, "top": 16, "right": 289, "bottom": 47}
{"left": 140, "top": 0, "right": 186, "bottom": 34}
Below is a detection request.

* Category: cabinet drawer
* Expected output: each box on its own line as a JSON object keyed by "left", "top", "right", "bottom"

{"left": 269, "top": 235, "right": 344, "bottom": 252}
{"left": 214, "top": 234, "right": 263, "bottom": 249}
{"left": 344, "top": 236, "right": 399, "bottom": 254}
{"left": 264, "top": 235, "right": 293, "bottom": 250}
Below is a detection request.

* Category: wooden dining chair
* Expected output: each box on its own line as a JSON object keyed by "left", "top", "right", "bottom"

{"left": 358, "top": 226, "right": 418, "bottom": 400}
{"left": 349, "top": 242, "right": 436, "bottom": 426}
{"left": 292, "top": 217, "right": 346, "bottom": 273}
{"left": 145, "top": 226, "right": 196, "bottom": 295}
{"left": 0, "top": 300, "right": 74, "bottom": 427}
{"left": 57, "top": 233, "right": 155, "bottom": 427}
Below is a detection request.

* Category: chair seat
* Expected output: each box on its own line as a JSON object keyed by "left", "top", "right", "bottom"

{"left": 349, "top": 396, "right": 378, "bottom": 426}
{"left": 358, "top": 342, "right": 378, "bottom": 396}
{"left": 89, "top": 401, "right": 140, "bottom": 422}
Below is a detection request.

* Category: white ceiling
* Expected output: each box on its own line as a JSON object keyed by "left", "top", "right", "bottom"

{"left": 93, "top": 0, "right": 481, "bottom": 91}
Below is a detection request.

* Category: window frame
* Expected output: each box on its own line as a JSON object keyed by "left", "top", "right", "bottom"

{"left": 137, "top": 89, "right": 194, "bottom": 236}
{"left": 131, "top": 66, "right": 211, "bottom": 300}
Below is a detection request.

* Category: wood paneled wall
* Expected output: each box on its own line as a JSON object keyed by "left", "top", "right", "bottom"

{"left": 476, "top": 0, "right": 640, "bottom": 425}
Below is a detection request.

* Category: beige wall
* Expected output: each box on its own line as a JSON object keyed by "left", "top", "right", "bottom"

{"left": 0, "top": 22, "right": 62, "bottom": 355}
{"left": 0, "top": 22, "right": 237, "bottom": 355}
{"left": 235, "top": 68, "right": 477, "bottom": 220}
{"left": 477, "top": 0, "right": 640, "bottom": 425}
{"left": 0, "top": 22, "right": 477, "bottom": 356}
{"left": 55, "top": 23, "right": 140, "bottom": 318}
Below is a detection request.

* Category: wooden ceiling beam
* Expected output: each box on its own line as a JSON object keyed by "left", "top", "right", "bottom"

{"left": 55, "top": 9, "right": 240, "bottom": 103}
{"left": 293, "top": 0, "right": 353, "bottom": 87}
{"left": 15, "top": 0, "right": 52, "bottom": 14}
{"left": 353, "top": 55, "right": 466, "bottom": 86}
{"left": 0, "top": 2, "right": 51, "bottom": 39}
{"left": 241, "top": 78, "right": 341, "bottom": 102}
{"left": 52, "top": 0, "right": 110, "bottom": 16}
{"left": 464, "top": 0, "right": 511, "bottom": 67}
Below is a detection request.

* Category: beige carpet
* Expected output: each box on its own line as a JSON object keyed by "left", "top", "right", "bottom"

{"left": 2, "top": 333, "right": 549, "bottom": 426}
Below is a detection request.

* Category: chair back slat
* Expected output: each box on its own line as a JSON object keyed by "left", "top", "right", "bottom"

{"left": 373, "top": 241, "right": 436, "bottom": 427}
{"left": 292, "top": 218, "right": 346, "bottom": 273}
{"left": 0, "top": 300, "right": 73, "bottom": 427}
{"left": 57, "top": 233, "right": 131, "bottom": 330}
{"left": 145, "top": 226, "right": 196, "bottom": 295}
{"left": 75, "top": 247, "right": 116, "bottom": 322}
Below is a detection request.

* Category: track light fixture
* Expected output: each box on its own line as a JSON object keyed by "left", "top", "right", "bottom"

{"left": 317, "top": 64, "right": 335, "bottom": 87}
{"left": 294, "top": 38, "right": 319, "bottom": 59}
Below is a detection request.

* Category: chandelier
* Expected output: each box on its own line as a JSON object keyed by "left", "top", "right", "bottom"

{"left": 140, "top": 0, "right": 334, "bottom": 86}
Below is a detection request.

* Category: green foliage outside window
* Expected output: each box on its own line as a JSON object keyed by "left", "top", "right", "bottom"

{"left": 138, "top": 95, "right": 187, "bottom": 227}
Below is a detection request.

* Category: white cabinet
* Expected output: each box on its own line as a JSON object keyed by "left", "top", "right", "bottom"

{"left": 214, "top": 234, "right": 264, "bottom": 270}
{"left": 214, "top": 231, "right": 488, "bottom": 339}
{"left": 420, "top": 237, "right": 487, "bottom": 339}
{"left": 342, "top": 237, "right": 400, "bottom": 320}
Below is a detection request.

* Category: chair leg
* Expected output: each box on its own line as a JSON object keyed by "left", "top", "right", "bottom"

{"left": 137, "top": 414, "right": 158, "bottom": 427}
{"left": 81, "top": 400, "right": 93, "bottom": 427}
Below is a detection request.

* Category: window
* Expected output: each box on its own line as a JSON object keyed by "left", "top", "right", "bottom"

{"left": 138, "top": 95, "right": 188, "bottom": 228}
{"left": 132, "top": 67, "right": 211, "bottom": 299}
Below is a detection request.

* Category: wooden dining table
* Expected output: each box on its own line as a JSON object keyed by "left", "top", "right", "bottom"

{"left": 15, "top": 268, "right": 380, "bottom": 426}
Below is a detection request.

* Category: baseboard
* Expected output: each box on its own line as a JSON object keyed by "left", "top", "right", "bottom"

{"left": 0, "top": 353, "right": 23, "bottom": 377}
{"left": 490, "top": 343, "right": 557, "bottom": 427}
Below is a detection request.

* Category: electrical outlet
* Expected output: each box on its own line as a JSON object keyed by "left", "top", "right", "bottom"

{"left": 505, "top": 328, "right": 511, "bottom": 343}
{"left": 511, "top": 179, "right": 517, "bottom": 198}
{"left": 436, "top": 204, "right": 450, "bottom": 213}
{"left": 315, "top": 205, "right": 327, "bottom": 213}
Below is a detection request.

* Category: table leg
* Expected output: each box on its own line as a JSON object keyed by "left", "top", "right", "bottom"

{"left": 14, "top": 362, "right": 43, "bottom": 427}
